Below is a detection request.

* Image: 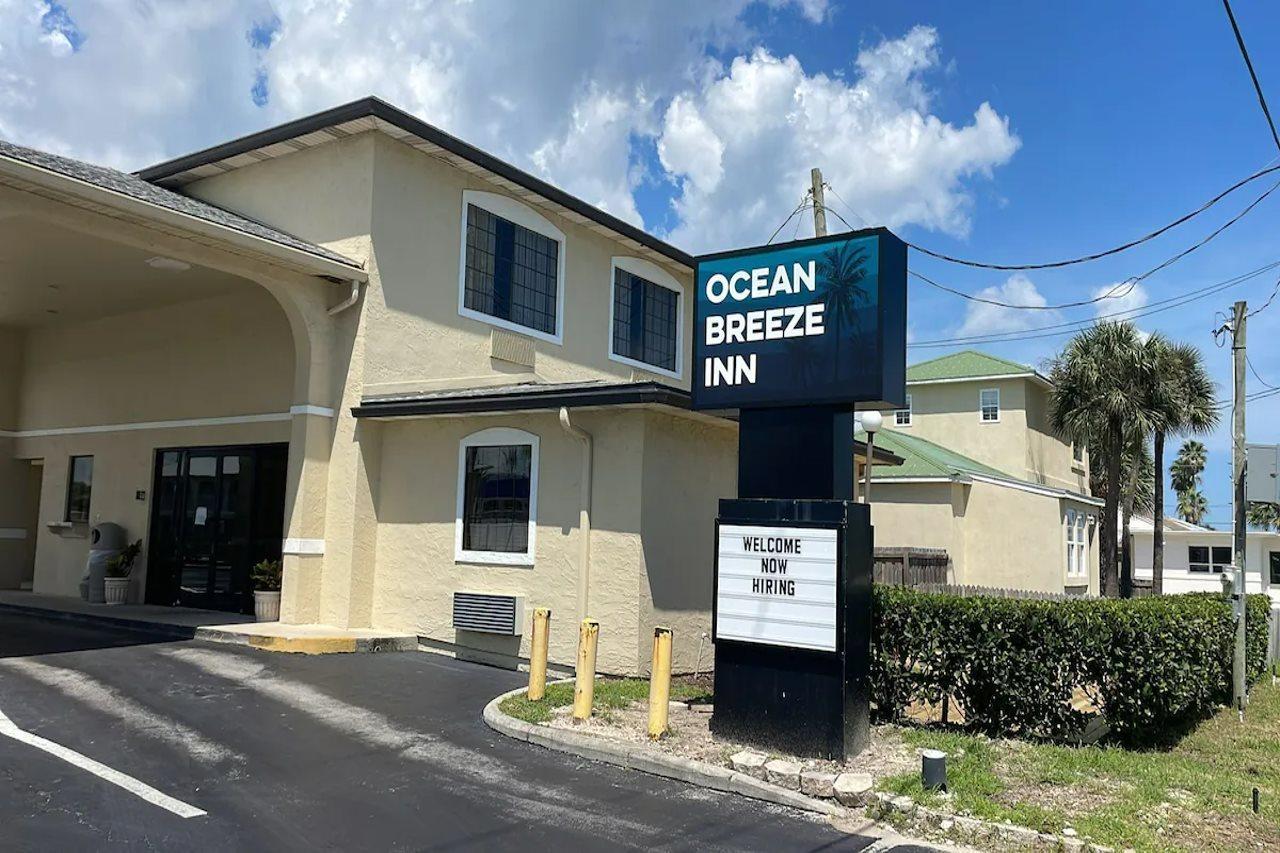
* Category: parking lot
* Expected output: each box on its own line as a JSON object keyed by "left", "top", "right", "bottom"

{"left": 0, "top": 612, "right": 942, "bottom": 852}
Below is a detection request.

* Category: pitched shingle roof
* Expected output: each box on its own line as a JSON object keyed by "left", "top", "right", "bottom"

{"left": 907, "top": 350, "right": 1044, "bottom": 383}
{"left": 0, "top": 138, "right": 362, "bottom": 271}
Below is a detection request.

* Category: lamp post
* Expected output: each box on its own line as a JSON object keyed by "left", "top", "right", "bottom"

{"left": 861, "top": 411, "right": 882, "bottom": 504}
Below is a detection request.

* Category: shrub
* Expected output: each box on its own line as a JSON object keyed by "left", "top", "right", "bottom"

{"left": 105, "top": 539, "right": 143, "bottom": 579}
{"left": 251, "top": 559, "right": 283, "bottom": 592}
{"left": 871, "top": 587, "right": 1270, "bottom": 743}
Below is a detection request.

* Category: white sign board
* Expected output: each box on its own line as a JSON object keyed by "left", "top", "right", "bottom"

{"left": 715, "top": 524, "right": 838, "bottom": 652}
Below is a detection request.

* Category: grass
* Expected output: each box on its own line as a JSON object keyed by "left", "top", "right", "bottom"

{"left": 500, "top": 676, "right": 712, "bottom": 725}
{"left": 878, "top": 678, "right": 1280, "bottom": 851}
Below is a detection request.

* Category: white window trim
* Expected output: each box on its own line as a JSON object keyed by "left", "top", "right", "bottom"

{"left": 894, "top": 393, "right": 912, "bottom": 427}
{"left": 455, "top": 427, "right": 540, "bottom": 567}
{"left": 979, "top": 387, "right": 1000, "bottom": 423}
{"left": 457, "top": 190, "right": 566, "bottom": 346}
{"left": 607, "top": 256, "right": 685, "bottom": 380}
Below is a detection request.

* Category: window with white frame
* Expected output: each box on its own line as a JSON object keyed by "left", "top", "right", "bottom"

{"left": 1066, "top": 509, "right": 1088, "bottom": 579}
{"left": 459, "top": 191, "right": 565, "bottom": 342}
{"left": 456, "top": 428, "right": 539, "bottom": 565}
{"left": 895, "top": 393, "right": 912, "bottom": 426}
{"left": 979, "top": 388, "right": 1000, "bottom": 422}
{"left": 610, "top": 257, "right": 682, "bottom": 377}
{"left": 1188, "top": 545, "right": 1233, "bottom": 574}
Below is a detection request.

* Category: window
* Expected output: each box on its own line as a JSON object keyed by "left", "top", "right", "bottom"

{"left": 456, "top": 428, "right": 539, "bottom": 565}
{"left": 65, "top": 455, "right": 93, "bottom": 523}
{"left": 1072, "top": 442, "right": 1084, "bottom": 464}
{"left": 1066, "top": 509, "right": 1088, "bottom": 578}
{"left": 1270, "top": 552, "right": 1280, "bottom": 586}
{"left": 1189, "top": 545, "right": 1233, "bottom": 573}
{"left": 610, "top": 258, "right": 682, "bottom": 377}
{"left": 895, "top": 394, "right": 912, "bottom": 426}
{"left": 979, "top": 388, "right": 1000, "bottom": 422}
{"left": 459, "top": 191, "right": 565, "bottom": 343}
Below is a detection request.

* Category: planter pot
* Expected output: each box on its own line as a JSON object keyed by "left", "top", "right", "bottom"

{"left": 103, "top": 577, "right": 130, "bottom": 605}
{"left": 254, "top": 590, "right": 281, "bottom": 622}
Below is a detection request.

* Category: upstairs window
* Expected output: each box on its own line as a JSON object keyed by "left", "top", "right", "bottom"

{"left": 459, "top": 192, "right": 564, "bottom": 343}
{"left": 895, "top": 393, "right": 912, "bottom": 426}
{"left": 65, "top": 455, "right": 93, "bottom": 523}
{"left": 1072, "top": 442, "right": 1084, "bottom": 463}
{"left": 1189, "top": 545, "right": 1233, "bottom": 573}
{"left": 610, "top": 258, "right": 682, "bottom": 377}
{"left": 980, "top": 388, "right": 1000, "bottom": 422}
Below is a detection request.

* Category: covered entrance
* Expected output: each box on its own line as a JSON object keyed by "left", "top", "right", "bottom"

{"left": 145, "top": 444, "right": 288, "bottom": 613}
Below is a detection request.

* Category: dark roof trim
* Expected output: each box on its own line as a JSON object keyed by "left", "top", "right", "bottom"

{"left": 352, "top": 381, "right": 693, "bottom": 419}
{"left": 138, "top": 97, "right": 695, "bottom": 270}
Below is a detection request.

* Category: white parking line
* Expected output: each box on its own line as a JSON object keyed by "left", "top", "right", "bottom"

{"left": 0, "top": 709, "right": 206, "bottom": 819}
{"left": 0, "top": 659, "right": 241, "bottom": 765}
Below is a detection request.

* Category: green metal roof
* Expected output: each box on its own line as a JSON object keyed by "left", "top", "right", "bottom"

{"left": 859, "top": 427, "right": 1011, "bottom": 480}
{"left": 906, "top": 350, "right": 1037, "bottom": 383}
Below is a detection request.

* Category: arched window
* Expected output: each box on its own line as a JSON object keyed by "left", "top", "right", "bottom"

{"left": 609, "top": 256, "right": 684, "bottom": 379}
{"left": 455, "top": 427, "right": 539, "bottom": 565}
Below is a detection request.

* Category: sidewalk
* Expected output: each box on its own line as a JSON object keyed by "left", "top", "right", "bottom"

{"left": 0, "top": 590, "right": 416, "bottom": 654}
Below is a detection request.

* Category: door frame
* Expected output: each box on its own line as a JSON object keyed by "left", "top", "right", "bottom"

{"left": 144, "top": 442, "right": 288, "bottom": 611}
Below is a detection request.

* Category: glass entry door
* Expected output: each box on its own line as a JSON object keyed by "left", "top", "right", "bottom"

{"left": 146, "top": 444, "right": 287, "bottom": 613}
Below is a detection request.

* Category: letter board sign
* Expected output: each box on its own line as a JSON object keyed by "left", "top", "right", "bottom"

{"left": 714, "top": 523, "right": 839, "bottom": 652}
{"left": 693, "top": 227, "right": 907, "bottom": 411}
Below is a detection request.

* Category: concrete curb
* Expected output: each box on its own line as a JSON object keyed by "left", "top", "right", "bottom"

{"left": 0, "top": 601, "right": 416, "bottom": 655}
{"left": 482, "top": 686, "right": 842, "bottom": 818}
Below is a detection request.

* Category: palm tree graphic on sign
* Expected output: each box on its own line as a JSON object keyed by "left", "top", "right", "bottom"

{"left": 816, "top": 242, "right": 870, "bottom": 381}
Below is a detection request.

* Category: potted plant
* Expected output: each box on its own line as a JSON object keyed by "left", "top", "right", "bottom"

{"left": 252, "top": 558, "right": 283, "bottom": 622}
{"left": 103, "top": 539, "right": 142, "bottom": 606}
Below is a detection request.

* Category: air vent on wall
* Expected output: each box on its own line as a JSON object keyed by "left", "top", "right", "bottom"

{"left": 490, "top": 329, "right": 536, "bottom": 368}
{"left": 453, "top": 591, "right": 526, "bottom": 635}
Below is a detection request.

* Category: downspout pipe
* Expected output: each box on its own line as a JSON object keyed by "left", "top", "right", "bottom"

{"left": 327, "top": 278, "right": 363, "bottom": 316}
{"left": 559, "top": 407, "right": 594, "bottom": 621}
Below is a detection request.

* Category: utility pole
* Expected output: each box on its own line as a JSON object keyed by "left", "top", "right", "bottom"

{"left": 810, "top": 167, "right": 828, "bottom": 238}
{"left": 1231, "top": 299, "right": 1248, "bottom": 715}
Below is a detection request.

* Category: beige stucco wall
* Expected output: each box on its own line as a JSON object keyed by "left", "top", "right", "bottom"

{"left": 893, "top": 377, "right": 1088, "bottom": 494}
{"left": 0, "top": 331, "right": 30, "bottom": 586}
{"left": 7, "top": 289, "right": 295, "bottom": 598}
{"left": 869, "top": 479, "right": 1100, "bottom": 594}
{"left": 638, "top": 411, "right": 737, "bottom": 674}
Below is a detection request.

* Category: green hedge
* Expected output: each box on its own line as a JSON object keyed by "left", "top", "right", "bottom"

{"left": 871, "top": 587, "right": 1271, "bottom": 742}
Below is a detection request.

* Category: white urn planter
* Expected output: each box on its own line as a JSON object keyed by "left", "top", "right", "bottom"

{"left": 103, "top": 577, "right": 130, "bottom": 605}
{"left": 254, "top": 590, "right": 281, "bottom": 622}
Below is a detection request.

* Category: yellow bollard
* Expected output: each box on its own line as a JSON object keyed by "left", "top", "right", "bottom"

{"left": 527, "top": 607, "right": 551, "bottom": 701}
{"left": 648, "top": 627, "right": 673, "bottom": 739}
{"left": 572, "top": 619, "right": 600, "bottom": 722}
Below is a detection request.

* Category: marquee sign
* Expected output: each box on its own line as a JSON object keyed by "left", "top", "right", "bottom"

{"left": 692, "top": 228, "right": 908, "bottom": 411}
{"left": 714, "top": 523, "right": 839, "bottom": 652}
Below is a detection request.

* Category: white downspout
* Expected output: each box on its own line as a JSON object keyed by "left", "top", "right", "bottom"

{"left": 327, "top": 279, "right": 363, "bottom": 316}
{"left": 559, "top": 407, "right": 593, "bottom": 621}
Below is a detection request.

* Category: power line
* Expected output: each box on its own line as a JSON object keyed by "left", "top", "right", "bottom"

{"left": 766, "top": 197, "right": 811, "bottom": 245}
{"left": 1246, "top": 354, "right": 1280, "bottom": 390}
{"left": 1222, "top": 0, "right": 1280, "bottom": 152}
{"left": 906, "top": 261, "right": 1280, "bottom": 348}
{"left": 1246, "top": 278, "right": 1280, "bottom": 318}
{"left": 900, "top": 162, "right": 1280, "bottom": 270}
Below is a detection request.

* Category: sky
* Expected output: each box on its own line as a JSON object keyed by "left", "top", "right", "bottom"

{"left": 3, "top": 0, "right": 1280, "bottom": 527}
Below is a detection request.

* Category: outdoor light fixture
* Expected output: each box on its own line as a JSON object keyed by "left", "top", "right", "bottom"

{"left": 922, "top": 748, "right": 947, "bottom": 792}
{"left": 861, "top": 410, "right": 883, "bottom": 504}
{"left": 145, "top": 256, "right": 190, "bottom": 271}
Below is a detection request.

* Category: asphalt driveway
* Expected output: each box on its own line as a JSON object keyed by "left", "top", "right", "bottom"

{"left": 0, "top": 612, "right": 940, "bottom": 852}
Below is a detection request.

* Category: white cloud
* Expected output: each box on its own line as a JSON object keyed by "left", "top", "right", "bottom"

{"left": 0, "top": 5, "right": 1016, "bottom": 253}
{"left": 1092, "top": 280, "right": 1149, "bottom": 321}
{"left": 956, "top": 274, "right": 1059, "bottom": 337}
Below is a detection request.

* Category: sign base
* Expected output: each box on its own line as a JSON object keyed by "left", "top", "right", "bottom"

{"left": 710, "top": 498, "right": 872, "bottom": 761}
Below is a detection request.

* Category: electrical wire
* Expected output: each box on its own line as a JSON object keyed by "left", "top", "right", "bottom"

{"left": 1247, "top": 355, "right": 1280, "bottom": 390}
{"left": 1222, "top": 0, "right": 1280, "bottom": 152}
{"left": 766, "top": 196, "right": 812, "bottom": 245}
{"left": 1246, "top": 278, "right": 1280, "bottom": 318}
{"left": 899, "top": 162, "right": 1280, "bottom": 270}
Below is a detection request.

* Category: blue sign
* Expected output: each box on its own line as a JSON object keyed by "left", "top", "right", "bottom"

{"left": 693, "top": 228, "right": 907, "bottom": 411}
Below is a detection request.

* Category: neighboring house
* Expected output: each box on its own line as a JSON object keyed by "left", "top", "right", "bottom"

{"left": 0, "top": 98, "right": 902, "bottom": 676}
{"left": 864, "top": 350, "right": 1102, "bottom": 594}
{"left": 1129, "top": 514, "right": 1280, "bottom": 604}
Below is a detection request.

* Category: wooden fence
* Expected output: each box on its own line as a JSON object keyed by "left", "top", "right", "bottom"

{"left": 873, "top": 547, "right": 951, "bottom": 586}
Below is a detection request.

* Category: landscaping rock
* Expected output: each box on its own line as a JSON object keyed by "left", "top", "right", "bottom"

{"left": 832, "top": 773, "right": 874, "bottom": 807}
{"left": 1062, "top": 839, "right": 1086, "bottom": 853}
{"left": 799, "top": 770, "right": 837, "bottom": 799}
{"left": 889, "top": 795, "right": 916, "bottom": 817}
{"left": 995, "top": 823, "right": 1040, "bottom": 847}
{"left": 690, "top": 703, "right": 713, "bottom": 714}
{"left": 729, "top": 750, "right": 767, "bottom": 779}
{"left": 764, "top": 759, "right": 802, "bottom": 790}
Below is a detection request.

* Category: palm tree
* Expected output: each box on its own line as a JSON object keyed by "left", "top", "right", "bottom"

{"left": 816, "top": 242, "right": 869, "bottom": 381}
{"left": 1178, "top": 489, "right": 1209, "bottom": 526}
{"left": 1247, "top": 501, "right": 1280, "bottom": 531}
{"left": 1091, "top": 435, "right": 1154, "bottom": 596}
{"left": 1050, "top": 322, "right": 1156, "bottom": 597}
{"left": 1144, "top": 339, "right": 1219, "bottom": 594}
